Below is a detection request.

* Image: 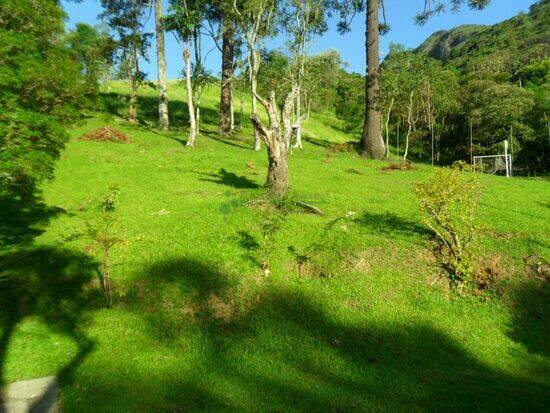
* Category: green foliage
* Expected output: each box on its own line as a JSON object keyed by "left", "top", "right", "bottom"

{"left": 335, "top": 70, "right": 364, "bottom": 134}
{"left": 463, "top": 79, "right": 535, "bottom": 153}
{"left": 257, "top": 50, "right": 292, "bottom": 105}
{"left": 416, "top": 168, "right": 481, "bottom": 290}
{"left": 295, "top": 211, "right": 356, "bottom": 278}
{"left": 100, "top": 0, "right": 152, "bottom": 86}
{"left": 0, "top": 0, "right": 84, "bottom": 194}
{"left": 66, "top": 23, "right": 115, "bottom": 99}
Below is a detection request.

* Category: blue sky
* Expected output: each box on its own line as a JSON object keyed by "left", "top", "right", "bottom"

{"left": 62, "top": 0, "right": 538, "bottom": 79}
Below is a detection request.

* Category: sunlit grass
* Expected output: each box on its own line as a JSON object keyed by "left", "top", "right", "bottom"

{"left": 2, "top": 81, "right": 549, "bottom": 412}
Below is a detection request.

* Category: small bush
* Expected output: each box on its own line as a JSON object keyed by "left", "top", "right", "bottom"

{"left": 292, "top": 211, "right": 357, "bottom": 278}
{"left": 416, "top": 168, "right": 481, "bottom": 291}
{"left": 451, "top": 160, "right": 473, "bottom": 172}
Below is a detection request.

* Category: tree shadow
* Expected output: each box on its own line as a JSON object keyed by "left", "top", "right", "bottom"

{"left": 198, "top": 168, "right": 260, "bottom": 189}
{"left": 201, "top": 130, "right": 252, "bottom": 150}
{"left": 117, "top": 256, "right": 549, "bottom": 411}
{"left": 100, "top": 93, "right": 220, "bottom": 129}
{"left": 507, "top": 279, "right": 550, "bottom": 357}
{"left": 0, "top": 247, "right": 100, "bottom": 406}
{"left": 357, "top": 211, "right": 431, "bottom": 239}
{"left": 0, "top": 187, "right": 100, "bottom": 407}
{"left": 0, "top": 192, "right": 64, "bottom": 250}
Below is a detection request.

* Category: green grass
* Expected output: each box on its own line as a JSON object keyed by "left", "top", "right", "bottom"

{"left": 1, "top": 81, "right": 549, "bottom": 412}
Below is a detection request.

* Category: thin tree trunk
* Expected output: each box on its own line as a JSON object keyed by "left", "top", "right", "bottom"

{"left": 294, "top": 91, "right": 303, "bottom": 148}
{"left": 196, "top": 87, "right": 201, "bottom": 134}
{"left": 184, "top": 48, "right": 196, "bottom": 146}
{"left": 155, "top": 0, "right": 169, "bottom": 130}
{"left": 361, "top": 0, "right": 385, "bottom": 158}
{"left": 128, "top": 80, "right": 138, "bottom": 124}
{"left": 219, "top": 20, "right": 235, "bottom": 136}
{"left": 384, "top": 96, "right": 394, "bottom": 157}
{"left": 403, "top": 91, "right": 414, "bottom": 161}
{"left": 249, "top": 50, "right": 261, "bottom": 151}
{"left": 230, "top": 87, "right": 235, "bottom": 130}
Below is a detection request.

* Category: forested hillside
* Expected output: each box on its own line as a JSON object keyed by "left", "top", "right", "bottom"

{"left": 417, "top": 0, "right": 549, "bottom": 76}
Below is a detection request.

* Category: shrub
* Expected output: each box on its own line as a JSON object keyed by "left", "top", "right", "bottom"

{"left": 80, "top": 185, "right": 126, "bottom": 305}
{"left": 451, "top": 160, "right": 473, "bottom": 172}
{"left": 415, "top": 168, "right": 481, "bottom": 291}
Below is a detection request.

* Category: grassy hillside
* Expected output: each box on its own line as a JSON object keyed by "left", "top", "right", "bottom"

{"left": 1, "top": 81, "right": 549, "bottom": 412}
{"left": 416, "top": 0, "right": 550, "bottom": 71}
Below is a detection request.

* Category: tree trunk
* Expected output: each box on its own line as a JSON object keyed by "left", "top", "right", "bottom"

{"left": 403, "top": 91, "right": 414, "bottom": 161}
{"left": 184, "top": 48, "right": 196, "bottom": 146}
{"left": 250, "top": 88, "right": 298, "bottom": 196}
{"left": 219, "top": 20, "right": 235, "bottom": 136}
{"left": 266, "top": 150, "right": 289, "bottom": 194}
{"left": 360, "top": 0, "right": 385, "bottom": 159}
{"left": 196, "top": 92, "right": 201, "bottom": 135}
{"left": 128, "top": 78, "right": 138, "bottom": 124}
{"left": 155, "top": 0, "right": 169, "bottom": 131}
{"left": 384, "top": 97, "right": 394, "bottom": 157}
{"left": 249, "top": 51, "right": 261, "bottom": 151}
{"left": 294, "top": 90, "right": 303, "bottom": 148}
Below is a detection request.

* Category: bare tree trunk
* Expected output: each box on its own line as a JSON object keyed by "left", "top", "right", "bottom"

{"left": 384, "top": 96, "right": 394, "bottom": 157}
{"left": 249, "top": 51, "right": 261, "bottom": 151}
{"left": 230, "top": 87, "right": 235, "bottom": 130}
{"left": 128, "top": 48, "right": 139, "bottom": 124}
{"left": 128, "top": 79, "right": 138, "bottom": 124}
{"left": 219, "top": 20, "right": 234, "bottom": 136}
{"left": 403, "top": 91, "right": 414, "bottom": 161}
{"left": 361, "top": 0, "right": 385, "bottom": 158}
{"left": 155, "top": 0, "right": 169, "bottom": 130}
{"left": 196, "top": 87, "right": 201, "bottom": 134}
{"left": 294, "top": 91, "right": 303, "bottom": 148}
{"left": 184, "top": 48, "right": 196, "bottom": 146}
{"left": 250, "top": 88, "right": 298, "bottom": 195}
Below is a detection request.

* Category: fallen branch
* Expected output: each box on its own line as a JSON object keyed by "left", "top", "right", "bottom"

{"left": 294, "top": 201, "right": 324, "bottom": 215}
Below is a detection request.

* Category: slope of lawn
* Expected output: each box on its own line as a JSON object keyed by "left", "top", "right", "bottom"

{"left": 1, "top": 82, "right": 549, "bottom": 412}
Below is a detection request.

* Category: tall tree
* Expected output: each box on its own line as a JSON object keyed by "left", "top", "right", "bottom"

{"left": 233, "top": 0, "right": 278, "bottom": 150}
{"left": 283, "top": 0, "right": 329, "bottom": 148}
{"left": 101, "top": 0, "right": 151, "bottom": 124}
{"left": 155, "top": 0, "right": 170, "bottom": 130}
{"left": 362, "top": 0, "right": 385, "bottom": 158}
{"left": 164, "top": 0, "right": 202, "bottom": 146}
{"left": 335, "top": 0, "right": 491, "bottom": 158}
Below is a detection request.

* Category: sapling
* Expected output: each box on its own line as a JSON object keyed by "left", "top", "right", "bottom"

{"left": 81, "top": 184, "right": 126, "bottom": 306}
{"left": 416, "top": 168, "right": 481, "bottom": 291}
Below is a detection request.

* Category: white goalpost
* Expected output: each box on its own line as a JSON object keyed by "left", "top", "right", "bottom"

{"left": 473, "top": 140, "right": 512, "bottom": 178}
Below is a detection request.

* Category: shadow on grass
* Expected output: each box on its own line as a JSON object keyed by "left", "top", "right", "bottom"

{"left": 358, "top": 211, "right": 431, "bottom": 239}
{"left": 201, "top": 130, "right": 252, "bottom": 150}
{"left": 101, "top": 93, "right": 220, "bottom": 130}
{"left": 508, "top": 279, "right": 550, "bottom": 357}
{"left": 0, "top": 247, "right": 100, "bottom": 406}
{"left": 0, "top": 192, "right": 64, "bottom": 249}
{"left": 110, "top": 257, "right": 550, "bottom": 411}
{"left": 0, "top": 190, "right": 101, "bottom": 408}
{"left": 198, "top": 168, "right": 260, "bottom": 189}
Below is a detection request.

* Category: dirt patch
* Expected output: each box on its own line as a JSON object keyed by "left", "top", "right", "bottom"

{"left": 79, "top": 126, "right": 131, "bottom": 143}
{"left": 474, "top": 254, "right": 513, "bottom": 293}
{"left": 381, "top": 162, "right": 415, "bottom": 173}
